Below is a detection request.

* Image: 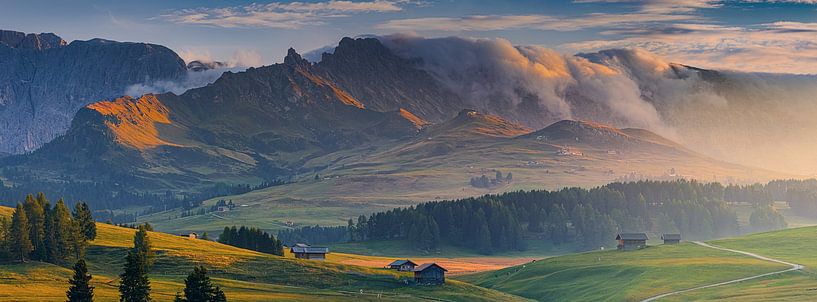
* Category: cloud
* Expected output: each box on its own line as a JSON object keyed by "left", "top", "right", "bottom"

{"left": 377, "top": 13, "right": 697, "bottom": 31}
{"left": 376, "top": 35, "right": 817, "bottom": 174}
{"left": 160, "top": 1, "right": 406, "bottom": 29}
{"left": 574, "top": 0, "right": 720, "bottom": 13}
{"left": 562, "top": 22, "right": 817, "bottom": 74}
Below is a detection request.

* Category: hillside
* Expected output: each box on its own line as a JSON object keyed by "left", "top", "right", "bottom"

{"left": 457, "top": 242, "right": 787, "bottom": 301}
{"left": 661, "top": 226, "right": 817, "bottom": 301}
{"left": 137, "top": 116, "right": 788, "bottom": 236}
{"left": 0, "top": 207, "right": 527, "bottom": 302}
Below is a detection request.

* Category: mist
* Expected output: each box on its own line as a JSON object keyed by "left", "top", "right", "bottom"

{"left": 375, "top": 34, "right": 817, "bottom": 175}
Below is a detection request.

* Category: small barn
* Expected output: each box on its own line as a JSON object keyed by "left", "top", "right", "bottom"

{"left": 387, "top": 259, "right": 418, "bottom": 272}
{"left": 616, "top": 233, "right": 648, "bottom": 251}
{"left": 414, "top": 263, "right": 447, "bottom": 285}
{"left": 181, "top": 232, "right": 198, "bottom": 239}
{"left": 290, "top": 243, "right": 329, "bottom": 260}
{"left": 662, "top": 233, "right": 681, "bottom": 244}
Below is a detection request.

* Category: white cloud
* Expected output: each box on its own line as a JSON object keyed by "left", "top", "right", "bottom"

{"left": 562, "top": 22, "right": 817, "bottom": 74}
{"left": 161, "top": 1, "right": 406, "bottom": 29}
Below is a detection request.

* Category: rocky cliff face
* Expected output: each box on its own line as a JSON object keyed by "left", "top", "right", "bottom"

{"left": 10, "top": 47, "right": 425, "bottom": 191}
{"left": 0, "top": 30, "right": 187, "bottom": 154}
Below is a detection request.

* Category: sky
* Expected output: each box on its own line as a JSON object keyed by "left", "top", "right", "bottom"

{"left": 2, "top": 0, "right": 817, "bottom": 73}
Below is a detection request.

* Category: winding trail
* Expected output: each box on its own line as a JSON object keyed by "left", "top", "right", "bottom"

{"left": 640, "top": 241, "right": 804, "bottom": 302}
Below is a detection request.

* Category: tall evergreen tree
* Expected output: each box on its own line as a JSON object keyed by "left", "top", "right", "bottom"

{"left": 133, "top": 224, "right": 154, "bottom": 270}
{"left": 73, "top": 202, "right": 97, "bottom": 241}
{"left": 175, "top": 266, "right": 227, "bottom": 302}
{"left": 119, "top": 250, "right": 150, "bottom": 302}
{"left": 10, "top": 203, "right": 33, "bottom": 262}
{"left": 67, "top": 259, "right": 94, "bottom": 302}
{"left": 47, "top": 199, "right": 76, "bottom": 264}
{"left": 0, "top": 216, "right": 11, "bottom": 261}
{"left": 23, "top": 194, "right": 47, "bottom": 261}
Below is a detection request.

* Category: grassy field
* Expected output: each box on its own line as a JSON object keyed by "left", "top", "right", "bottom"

{"left": 655, "top": 226, "right": 817, "bottom": 301}
{"left": 457, "top": 242, "right": 787, "bottom": 302}
{"left": 0, "top": 207, "right": 528, "bottom": 302}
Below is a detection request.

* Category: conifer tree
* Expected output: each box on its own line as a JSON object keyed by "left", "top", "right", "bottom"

{"left": 0, "top": 216, "right": 11, "bottom": 261}
{"left": 133, "top": 224, "right": 154, "bottom": 270}
{"left": 10, "top": 203, "right": 33, "bottom": 262}
{"left": 67, "top": 259, "right": 94, "bottom": 302}
{"left": 23, "top": 194, "right": 47, "bottom": 261}
{"left": 73, "top": 202, "right": 96, "bottom": 241}
{"left": 175, "top": 266, "right": 227, "bottom": 302}
{"left": 119, "top": 250, "right": 150, "bottom": 302}
{"left": 47, "top": 199, "right": 76, "bottom": 264}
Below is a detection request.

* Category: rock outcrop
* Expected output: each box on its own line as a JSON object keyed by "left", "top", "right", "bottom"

{"left": 0, "top": 30, "right": 187, "bottom": 154}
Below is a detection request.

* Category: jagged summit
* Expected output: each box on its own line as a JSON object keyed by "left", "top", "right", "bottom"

{"left": 0, "top": 29, "right": 65, "bottom": 50}
{"left": 284, "top": 47, "right": 310, "bottom": 66}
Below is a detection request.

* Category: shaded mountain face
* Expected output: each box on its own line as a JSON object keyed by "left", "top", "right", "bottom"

{"left": 9, "top": 48, "right": 424, "bottom": 191}
{"left": 0, "top": 30, "right": 188, "bottom": 154}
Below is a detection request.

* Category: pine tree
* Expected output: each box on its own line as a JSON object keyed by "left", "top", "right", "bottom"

{"left": 0, "top": 216, "right": 11, "bottom": 261}
{"left": 73, "top": 202, "right": 96, "bottom": 241}
{"left": 10, "top": 203, "right": 33, "bottom": 262}
{"left": 176, "top": 266, "right": 227, "bottom": 302}
{"left": 119, "top": 250, "right": 150, "bottom": 302}
{"left": 133, "top": 224, "right": 154, "bottom": 270}
{"left": 67, "top": 259, "right": 94, "bottom": 302}
{"left": 47, "top": 199, "right": 76, "bottom": 264}
{"left": 23, "top": 194, "right": 47, "bottom": 261}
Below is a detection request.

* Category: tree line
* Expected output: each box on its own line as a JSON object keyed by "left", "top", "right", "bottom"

{"left": 218, "top": 226, "right": 284, "bottom": 256}
{"left": 287, "top": 180, "right": 800, "bottom": 254}
{"left": 0, "top": 193, "right": 96, "bottom": 264}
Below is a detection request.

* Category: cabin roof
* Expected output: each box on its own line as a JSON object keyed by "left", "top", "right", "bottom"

{"left": 616, "top": 233, "right": 648, "bottom": 240}
{"left": 414, "top": 263, "right": 448, "bottom": 272}
{"left": 389, "top": 259, "right": 417, "bottom": 266}
{"left": 662, "top": 233, "right": 682, "bottom": 240}
{"left": 290, "top": 243, "right": 329, "bottom": 254}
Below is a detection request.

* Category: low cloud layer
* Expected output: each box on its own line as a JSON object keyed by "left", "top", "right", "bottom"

{"left": 376, "top": 34, "right": 817, "bottom": 175}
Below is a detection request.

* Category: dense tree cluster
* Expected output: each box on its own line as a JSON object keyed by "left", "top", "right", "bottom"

{"left": 277, "top": 225, "right": 348, "bottom": 246}
{"left": 0, "top": 193, "right": 95, "bottom": 264}
{"left": 748, "top": 206, "right": 787, "bottom": 232}
{"left": 469, "top": 171, "right": 512, "bottom": 188}
{"left": 218, "top": 226, "right": 283, "bottom": 256}
{"left": 174, "top": 266, "right": 227, "bottom": 302}
{"left": 341, "top": 180, "right": 760, "bottom": 254}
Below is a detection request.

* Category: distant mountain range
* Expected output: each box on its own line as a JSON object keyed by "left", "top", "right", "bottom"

{"left": 0, "top": 31, "right": 806, "bottom": 205}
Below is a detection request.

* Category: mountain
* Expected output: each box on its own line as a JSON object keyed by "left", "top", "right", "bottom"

{"left": 4, "top": 47, "right": 425, "bottom": 192}
{"left": 0, "top": 29, "right": 188, "bottom": 154}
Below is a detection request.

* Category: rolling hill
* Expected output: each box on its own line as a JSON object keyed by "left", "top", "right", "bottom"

{"left": 0, "top": 206, "right": 527, "bottom": 302}
{"left": 137, "top": 112, "right": 787, "bottom": 236}
{"left": 455, "top": 224, "right": 817, "bottom": 301}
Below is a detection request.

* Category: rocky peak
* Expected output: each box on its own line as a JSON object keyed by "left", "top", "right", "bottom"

{"left": 284, "top": 47, "right": 309, "bottom": 67}
{"left": 0, "top": 29, "right": 66, "bottom": 50}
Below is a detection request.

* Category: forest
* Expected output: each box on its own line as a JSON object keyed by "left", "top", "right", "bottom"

{"left": 289, "top": 180, "right": 807, "bottom": 254}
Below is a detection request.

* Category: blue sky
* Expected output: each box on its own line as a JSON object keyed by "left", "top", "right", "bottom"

{"left": 2, "top": 0, "right": 817, "bottom": 73}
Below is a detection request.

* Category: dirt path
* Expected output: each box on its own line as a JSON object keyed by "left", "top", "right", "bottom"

{"left": 641, "top": 241, "right": 804, "bottom": 302}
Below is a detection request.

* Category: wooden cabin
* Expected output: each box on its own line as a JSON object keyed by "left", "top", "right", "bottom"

{"left": 414, "top": 263, "right": 447, "bottom": 285}
{"left": 387, "top": 259, "right": 418, "bottom": 272}
{"left": 290, "top": 243, "right": 329, "bottom": 260}
{"left": 180, "top": 232, "right": 198, "bottom": 239}
{"left": 616, "top": 233, "right": 648, "bottom": 251}
{"left": 661, "top": 233, "right": 681, "bottom": 244}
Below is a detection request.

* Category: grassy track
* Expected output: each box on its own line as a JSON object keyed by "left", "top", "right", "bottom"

{"left": 457, "top": 242, "right": 786, "bottom": 301}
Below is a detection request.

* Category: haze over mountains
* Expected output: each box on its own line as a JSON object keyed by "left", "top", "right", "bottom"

{"left": 0, "top": 29, "right": 815, "bottom": 202}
